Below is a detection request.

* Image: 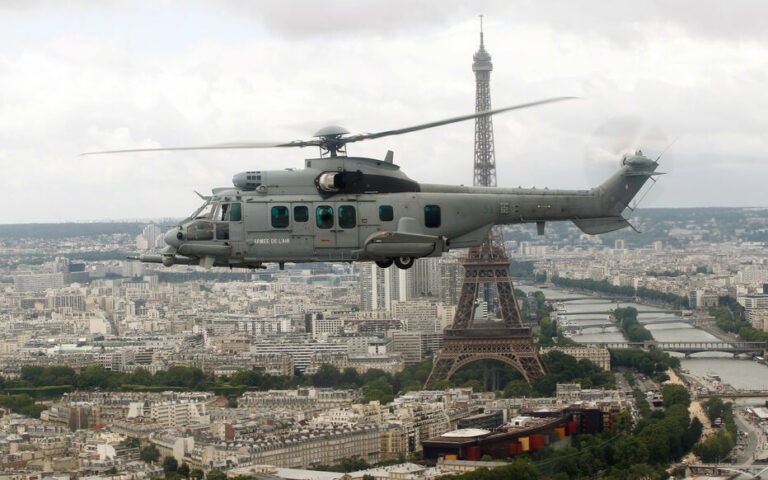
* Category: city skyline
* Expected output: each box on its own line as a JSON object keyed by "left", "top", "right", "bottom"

{"left": 1, "top": 203, "right": 768, "bottom": 475}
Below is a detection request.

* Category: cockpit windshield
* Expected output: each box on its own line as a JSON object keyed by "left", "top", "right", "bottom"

{"left": 189, "top": 200, "right": 217, "bottom": 220}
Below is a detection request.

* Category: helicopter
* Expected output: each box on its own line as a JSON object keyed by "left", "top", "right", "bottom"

{"left": 86, "top": 97, "right": 663, "bottom": 270}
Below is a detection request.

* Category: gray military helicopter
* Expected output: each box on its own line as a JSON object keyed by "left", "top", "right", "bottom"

{"left": 87, "top": 97, "right": 662, "bottom": 270}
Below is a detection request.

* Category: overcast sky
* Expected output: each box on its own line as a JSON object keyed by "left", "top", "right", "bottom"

{"left": 0, "top": 0, "right": 766, "bottom": 224}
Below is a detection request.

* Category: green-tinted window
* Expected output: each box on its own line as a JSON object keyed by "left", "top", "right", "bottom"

{"left": 229, "top": 203, "right": 242, "bottom": 222}
{"left": 338, "top": 205, "right": 356, "bottom": 229}
{"left": 316, "top": 205, "right": 334, "bottom": 229}
{"left": 379, "top": 205, "right": 394, "bottom": 222}
{"left": 424, "top": 205, "right": 441, "bottom": 228}
{"left": 271, "top": 206, "right": 289, "bottom": 228}
{"left": 294, "top": 206, "right": 309, "bottom": 222}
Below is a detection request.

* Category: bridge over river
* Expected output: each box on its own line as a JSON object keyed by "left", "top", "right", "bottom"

{"left": 563, "top": 317, "right": 694, "bottom": 334}
{"left": 589, "top": 340, "right": 765, "bottom": 357}
{"left": 553, "top": 296, "right": 634, "bottom": 303}
{"left": 689, "top": 463, "right": 768, "bottom": 479}
{"left": 696, "top": 390, "right": 768, "bottom": 399}
{"left": 559, "top": 309, "right": 681, "bottom": 316}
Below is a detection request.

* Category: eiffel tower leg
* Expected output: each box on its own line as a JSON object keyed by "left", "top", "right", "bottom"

{"left": 424, "top": 355, "right": 458, "bottom": 389}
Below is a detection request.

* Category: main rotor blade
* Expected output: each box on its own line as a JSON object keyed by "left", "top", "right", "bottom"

{"left": 81, "top": 96, "right": 575, "bottom": 156}
{"left": 80, "top": 139, "right": 320, "bottom": 156}
{"left": 343, "top": 96, "right": 577, "bottom": 144}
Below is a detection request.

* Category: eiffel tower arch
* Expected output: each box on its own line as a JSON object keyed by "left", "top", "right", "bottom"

{"left": 424, "top": 19, "right": 544, "bottom": 389}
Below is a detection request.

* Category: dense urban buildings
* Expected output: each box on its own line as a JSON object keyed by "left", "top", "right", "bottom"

{"left": 0, "top": 207, "right": 768, "bottom": 477}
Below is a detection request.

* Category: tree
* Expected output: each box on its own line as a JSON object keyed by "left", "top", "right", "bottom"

{"left": 167, "top": 366, "right": 207, "bottom": 389}
{"left": 363, "top": 378, "right": 394, "bottom": 404}
{"left": 140, "top": 444, "right": 160, "bottom": 463}
{"left": 78, "top": 365, "right": 112, "bottom": 389}
{"left": 0, "top": 394, "right": 46, "bottom": 418}
{"left": 127, "top": 367, "right": 155, "bottom": 386}
{"left": 340, "top": 367, "right": 362, "bottom": 387}
{"left": 460, "top": 379, "right": 484, "bottom": 392}
{"left": 436, "top": 458, "right": 540, "bottom": 479}
{"left": 694, "top": 431, "right": 735, "bottom": 463}
{"left": 162, "top": 456, "right": 178, "bottom": 475}
{"left": 177, "top": 462, "right": 190, "bottom": 478}
{"left": 613, "top": 436, "right": 649, "bottom": 469}
{"left": 683, "top": 417, "right": 703, "bottom": 451}
{"left": 123, "top": 436, "right": 140, "bottom": 448}
{"left": 21, "top": 365, "right": 77, "bottom": 386}
{"left": 625, "top": 463, "right": 659, "bottom": 480}
{"left": 703, "top": 397, "right": 726, "bottom": 421}
{"left": 205, "top": 471, "right": 227, "bottom": 480}
{"left": 503, "top": 380, "right": 534, "bottom": 398}
{"left": 189, "top": 469, "right": 204, "bottom": 480}
{"left": 662, "top": 383, "right": 690, "bottom": 408}
{"left": 312, "top": 364, "right": 342, "bottom": 388}
{"left": 340, "top": 457, "right": 370, "bottom": 472}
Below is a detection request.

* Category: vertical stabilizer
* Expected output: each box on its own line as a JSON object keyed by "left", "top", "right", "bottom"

{"left": 596, "top": 151, "right": 660, "bottom": 216}
{"left": 573, "top": 151, "right": 661, "bottom": 234}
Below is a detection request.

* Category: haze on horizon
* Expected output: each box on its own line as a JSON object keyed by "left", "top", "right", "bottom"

{"left": 0, "top": 0, "right": 766, "bottom": 224}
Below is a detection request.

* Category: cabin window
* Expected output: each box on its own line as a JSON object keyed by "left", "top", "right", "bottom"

{"left": 294, "top": 206, "right": 309, "bottom": 222}
{"left": 424, "top": 205, "right": 441, "bottom": 228}
{"left": 271, "top": 206, "right": 289, "bottom": 228}
{"left": 316, "top": 205, "right": 334, "bottom": 229}
{"left": 379, "top": 205, "right": 394, "bottom": 222}
{"left": 338, "top": 205, "right": 356, "bottom": 229}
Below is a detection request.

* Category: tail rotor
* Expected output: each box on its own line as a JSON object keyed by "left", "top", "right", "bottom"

{"left": 585, "top": 115, "right": 673, "bottom": 211}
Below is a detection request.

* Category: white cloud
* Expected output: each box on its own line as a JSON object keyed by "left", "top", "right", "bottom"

{"left": 0, "top": 0, "right": 766, "bottom": 223}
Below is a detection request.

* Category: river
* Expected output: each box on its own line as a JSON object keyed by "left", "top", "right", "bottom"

{"left": 519, "top": 285, "right": 768, "bottom": 394}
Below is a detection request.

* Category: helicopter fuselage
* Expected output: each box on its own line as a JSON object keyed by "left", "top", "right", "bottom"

{"left": 135, "top": 154, "right": 659, "bottom": 270}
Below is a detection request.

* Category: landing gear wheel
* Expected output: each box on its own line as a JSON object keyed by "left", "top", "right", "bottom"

{"left": 375, "top": 259, "right": 394, "bottom": 269}
{"left": 394, "top": 256, "right": 415, "bottom": 270}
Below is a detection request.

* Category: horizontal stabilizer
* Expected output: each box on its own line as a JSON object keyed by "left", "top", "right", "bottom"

{"left": 573, "top": 217, "right": 631, "bottom": 234}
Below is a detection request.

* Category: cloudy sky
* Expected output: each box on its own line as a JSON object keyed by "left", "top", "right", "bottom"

{"left": 0, "top": 0, "right": 766, "bottom": 224}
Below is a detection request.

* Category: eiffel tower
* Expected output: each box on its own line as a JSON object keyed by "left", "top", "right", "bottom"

{"left": 424, "top": 19, "right": 545, "bottom": 388}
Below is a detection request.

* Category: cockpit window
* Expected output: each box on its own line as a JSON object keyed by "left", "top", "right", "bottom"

{"left": 186, "top": 220, "right": 214, "bottom": 241}
{"left": 217, "top": 203, "right": 242, "bottom": 222}
{"left": 229, "top": 203, "right": 242, "bottom": 222}
{"left": 192, "top": 201, "right": 216, "bottom": 220}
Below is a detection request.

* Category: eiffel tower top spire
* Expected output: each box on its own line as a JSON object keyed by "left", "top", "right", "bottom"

{"left": 473, "top": 15, "right": 492, "bottom": 71}
{"left": 472, "top": 14, "right": 496, "bottom": 188}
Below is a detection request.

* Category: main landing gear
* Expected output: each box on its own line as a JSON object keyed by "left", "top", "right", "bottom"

{"left": 375, "top": 256, "right": 415, "bottom": 270}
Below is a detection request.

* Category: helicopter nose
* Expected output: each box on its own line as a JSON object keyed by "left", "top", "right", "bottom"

{"left": 164, "top": 227, "right": 182, "bottom": 248}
